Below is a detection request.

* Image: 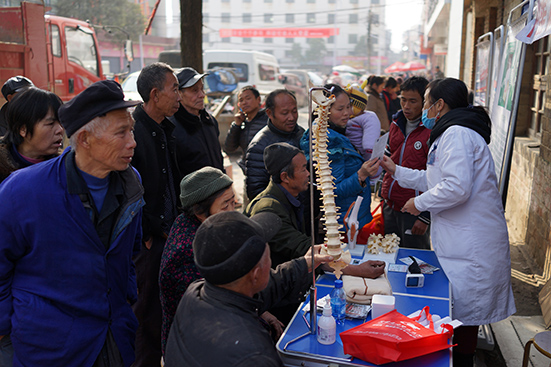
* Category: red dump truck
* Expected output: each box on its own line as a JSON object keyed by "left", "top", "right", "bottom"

{"left": 0, "top": 1, "right": 104, "bottom": 104}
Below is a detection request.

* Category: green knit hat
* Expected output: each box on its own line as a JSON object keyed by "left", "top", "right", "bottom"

{"left": 179, "top": 167, "right": 233, "bottom": 209}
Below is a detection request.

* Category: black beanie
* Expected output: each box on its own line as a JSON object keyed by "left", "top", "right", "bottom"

{"left": 193, "top": 211, "right": 281, "bottom": 285}
{"left": 263, "top": 142, "right": 302, "bottom": 178}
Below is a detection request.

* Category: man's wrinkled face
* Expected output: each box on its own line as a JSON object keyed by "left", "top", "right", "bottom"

{"left": 179, "top": 79, "right": 206, "bottom": 116}
{"left": 267, "top": 93, "right": 298, "bottom": 133}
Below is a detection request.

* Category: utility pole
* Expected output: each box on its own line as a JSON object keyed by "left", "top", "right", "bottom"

{"left": 366, "top": 9, "right": 372, "bottom": 74}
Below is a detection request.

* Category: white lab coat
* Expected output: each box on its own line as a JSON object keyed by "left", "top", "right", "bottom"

{"left": 395, "top": 125, "right": 516, "bottom": 325}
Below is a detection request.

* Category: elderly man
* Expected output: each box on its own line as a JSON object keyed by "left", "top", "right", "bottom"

{"left": 0, "top": 80, "right": 142, "bottom": 366}
{"left": 0, "top": 76, "right": 34, "bottom": 136}
{"left": 224, "top": 86, "right": 268, "bottom": 172}
{"left": 131, "top": 62, "right": 182, "bottom": 366}
{"left": 170, "top": 67, "right": 224, "bottom": 181}
{"left": 246, "top": 142, "right": 384, "bottom": 322}
{"left": 245, "top": 89, "right": 304, "bottom": 201}
{"left": 164, "top": 211, "right": 332, "bottom": 366}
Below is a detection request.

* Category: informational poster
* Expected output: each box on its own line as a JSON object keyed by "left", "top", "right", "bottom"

{"left": 516, "top": 0, "right": 551, "bottom": 44}
{"left": 474, "top": 38, "right": 491, "bottom": 107}
{"left": 489, "top": 2, "right": 530, "bottom": 197}
{"left": 488, "top": 26, "right": 505, "bottom": 113}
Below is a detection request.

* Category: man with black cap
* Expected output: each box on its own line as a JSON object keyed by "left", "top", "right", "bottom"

{"left": 246, "top": 143, "right": 385, "bottom": 323}
{"left": 0, "top": 76, "right": 34, "bottom": 136}
{"left": 131, "top": 62, "right": 182, "bottom": 366}
{"left": 169, "top": 67, "right": 224, "bottom": 181}
{"left": 0, "top": 80, "right": 142, "bottom": 366}
{"left": 164, "top": 211, "right": 332, "bottom": 366}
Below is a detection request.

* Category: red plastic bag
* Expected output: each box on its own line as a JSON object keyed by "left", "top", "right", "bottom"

{"left": 357, "top": 202, "right": 384, "bottom": 244}
{"left": 340, "top": 308, "right": 454, "bottom": 365}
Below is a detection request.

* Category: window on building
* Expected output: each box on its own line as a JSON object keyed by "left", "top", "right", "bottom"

{"left": 264, "top": 0, "right": 273, "bottom": 3}
{"left": 243, "top": 37, "right": 252, "bottom": 43}
{"left": 372, "top": 14, "right": 379, "bottom": 23}
{"left": 264, "top": 13, "right": 273, "bottom": 23}
{"left": 203, "top": 33, "right": 209, "bottom": 43}
{"left": 328, "top": 36, "right": 334, "bottom": 44}
{"left": 203, "top": 14, "right": 209, "bottom": 23}
{"left": 222, "top": 37, "right": 231, "bottom": 43}
{"left": 264, "top": 37, "right": 273, "bottom": 43}
{"left": 348, "top": 34, "right": 358, "bottom": 44}
{"left": 286, "top": 38, "right": 294, "bottom": 43}
{"left": 328, "top": 14, "right": 335, "bottom": 24}
{"left": 221, "top": 13, "right": 230, "bottom": 23}
{"left": 286, "top": 0, "right": 294, "bottom": 3}
{"left": 350, "top": 0, "right": 358, "bottom": 3}
{"left": 243, "top": 13, "right": 251, "bottom": 23}
{"left": 222, "top": 0, "right": 229, "bottom": 3}
{"left": 371, "top": 0, "right": 379, "bottom": 3}
{"left": 243, "top": 0, "right": 251, "bottom": 2}
{"left": 327, "top": 50, "right": 334, "bottom": 57}
{"left": 307, "top": 0, "right": 315, "bottom": 3}
{"left": 285, "top": 50, "right": 293, "bottom": 58}
{"left": 329, "top": 0, "right": 336, "bottom": 3}
{"left": 349, "top": 14, "right": 358, "bottom": 23}
{"left": 286, "top": 13, "right": 294, "bottom": 23}
{"left": 530, "top": 36, "right": 549, "bottom": 138}
{"left": 307, "top": 13, "right": 316, "bottom": 23}
{"left": 263, "top": 50, "right": 274, "bottom": 55}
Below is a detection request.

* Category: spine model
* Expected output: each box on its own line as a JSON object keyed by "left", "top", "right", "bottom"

{"left": 311, "top": 90, "right": 351, "bottom": 278}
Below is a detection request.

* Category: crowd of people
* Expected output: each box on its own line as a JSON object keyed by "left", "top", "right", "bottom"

{"left": 0, "top": 66, "right": 515, "bottom": 367}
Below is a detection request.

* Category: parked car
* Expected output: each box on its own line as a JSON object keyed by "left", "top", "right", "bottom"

{"left": 120, "top": 71, "right": 142, "bottom": 101}
{"left": 279, "top": 73, "right": 308, "bottom": 107}
{"left": 284, "top": 69, "right": 324, "bottom": 87}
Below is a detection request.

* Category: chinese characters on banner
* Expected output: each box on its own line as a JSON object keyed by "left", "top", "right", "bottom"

{"left": 219, "top": 28, "right": 339, "bottom": 38}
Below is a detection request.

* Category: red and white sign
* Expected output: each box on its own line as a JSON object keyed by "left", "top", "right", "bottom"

{"left": 219, "top": 28, "right": 339, "bottom": 38}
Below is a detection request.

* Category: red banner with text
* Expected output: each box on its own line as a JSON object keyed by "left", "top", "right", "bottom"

{"left": 219, "top": 28, "right": 339, "bottom": 38}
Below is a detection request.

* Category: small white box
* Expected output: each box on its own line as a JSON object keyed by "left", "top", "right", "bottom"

{"left": 371, "top": 295, "right": 395, "bottom": 319}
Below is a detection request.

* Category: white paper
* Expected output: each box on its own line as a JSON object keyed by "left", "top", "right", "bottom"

{"left": 371, "top": 132, "right": 389, "bottom": 161}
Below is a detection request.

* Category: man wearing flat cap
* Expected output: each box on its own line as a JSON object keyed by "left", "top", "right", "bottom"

{"left": 164, "top": 211, "right": 332, "bottom": 366}
{"left": 131, "top": 62, "right": 182, "bottom": 366}
{"left": 0, "top": 80, "right": 143, "bottom": 366}
{"left": 246, "top": 142, "right": 385, "bottom": 323}
{"left": 0, "top": 76, "right": 34, "bottom": 136}
{"left": 169, "top": 67, "right": 224, "bottom": 181}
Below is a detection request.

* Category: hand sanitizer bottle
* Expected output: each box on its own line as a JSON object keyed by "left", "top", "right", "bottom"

{"left": 317, "top": 300, "right": 336, "bottom": 345}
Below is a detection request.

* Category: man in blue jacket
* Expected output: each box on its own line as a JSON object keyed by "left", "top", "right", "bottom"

{"left": 0, "top": 80, "right": 144, "bottom": 367}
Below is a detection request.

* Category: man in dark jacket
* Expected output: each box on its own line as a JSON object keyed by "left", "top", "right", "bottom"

{"left": 132, "top": 62, "right": 182, "bottom": 366}
{"left": 170, "top": 67, "right": 224, "bottom": 182}
{"left": 245, "top": 89, "right": 304, "bottom": 200}
{"left": 224, "top": 86, "right": 268, "bottom": 172}
{"left": 0, "top": 76, "right": 34, "bottom": 136}
{"left": 0, "top": 80, "right": 142, "bottom": 366}
{"left": 164, "top": 211, "right": 332, "bottom": 366}
{"left": 381, "top": 76, "right": 431, "bottom": 249}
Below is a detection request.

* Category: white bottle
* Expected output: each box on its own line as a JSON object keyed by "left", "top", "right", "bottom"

{"left": 317, "top": 300, "right": 336, "bottom": 345}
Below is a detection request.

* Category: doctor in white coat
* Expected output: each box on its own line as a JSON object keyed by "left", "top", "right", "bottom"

{"left": 381, "top": 78, "right": 515, "bottom": 367}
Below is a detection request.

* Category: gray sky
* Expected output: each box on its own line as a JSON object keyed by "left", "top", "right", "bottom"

{"left": 385, "top": 0, "right": 423, "bottom": 53}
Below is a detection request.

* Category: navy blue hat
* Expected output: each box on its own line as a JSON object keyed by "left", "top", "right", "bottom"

{"left": 58, "top": 80, "right": 139, "bottom": 138}
{"left": 1, "top": 76, "right": 34, "bottom": 100}
{"left": 176, "top": 67, "right": 208, "bottom": 89}
{"left": 193, "top": 211, "right": 281, "bottom": 285}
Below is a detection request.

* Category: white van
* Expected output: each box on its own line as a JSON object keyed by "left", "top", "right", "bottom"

{"left": 203, "top": 50, "right": 281, "bottom": 96}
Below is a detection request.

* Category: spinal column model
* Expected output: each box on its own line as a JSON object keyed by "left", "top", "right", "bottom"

{"left": 311, "top": 90, "right": 351, "bottom": 278}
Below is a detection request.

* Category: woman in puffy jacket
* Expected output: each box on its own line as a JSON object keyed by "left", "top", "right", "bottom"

{"left": 300, "top": 84, "right": 379, "bottom": 230}
{"left": 364, "top": 75, "right": 389, "bottom": 132}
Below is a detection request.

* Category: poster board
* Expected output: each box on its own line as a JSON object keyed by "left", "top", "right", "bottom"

{"left": 489, "top": 0, "right": 532, "bottom": 200}
{"left": 474, "top": 35, "right": 492, "bottom": 107}
{"left": 488, "top": 26, "right": 505, "bottom": 114}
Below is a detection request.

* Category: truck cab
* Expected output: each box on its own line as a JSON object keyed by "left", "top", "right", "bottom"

{"left": 0, "top": 2, "right": 103, "bottom": 104}
{"left": 46, "top": 15, "right": 103, "bottom": 100}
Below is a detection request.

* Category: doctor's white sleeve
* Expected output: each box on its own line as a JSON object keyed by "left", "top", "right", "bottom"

{"left": 394, "top": 165, "right": 429, "bottom": 192}
{"left": 414, "top": 127, "right": 475, "bottom": 214}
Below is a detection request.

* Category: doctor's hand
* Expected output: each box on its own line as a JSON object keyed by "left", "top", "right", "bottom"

{"left": 401, "top": 198, "right": 421, "bottom": 216}
{"left": 411, "top": 219, "right": 428, "bottom": 235}
{"left": 380, "top": 156, "right": 397, "bottom": 175}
